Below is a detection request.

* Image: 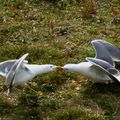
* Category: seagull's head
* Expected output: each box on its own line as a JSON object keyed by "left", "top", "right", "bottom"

{"left": 42, "top": 64, "right": 57, "bottom": 73}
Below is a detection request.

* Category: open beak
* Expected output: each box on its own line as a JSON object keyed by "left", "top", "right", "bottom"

{"left": 55, "top": 66, "right": 64, "bottom": 72}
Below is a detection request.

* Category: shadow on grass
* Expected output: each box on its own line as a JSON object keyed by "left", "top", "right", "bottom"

{"left": 83, "top": 82, "right": 120, "bottom": 95}
{"left": 82, "top": 82, "right": 120, "bottom": 120}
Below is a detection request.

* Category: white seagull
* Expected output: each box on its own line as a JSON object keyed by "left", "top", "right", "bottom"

{"left": 63, "top": 40, "right": 120, "bottom": 83}
{"left": 0, "top": 53, "right": 58, "bottom": 95}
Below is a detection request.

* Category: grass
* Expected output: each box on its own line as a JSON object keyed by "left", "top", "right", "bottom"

{"left": 0, "top": 0, "right": 120, "bottom": 119}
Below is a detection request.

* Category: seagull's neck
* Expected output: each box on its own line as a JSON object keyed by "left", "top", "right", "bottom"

{"left": 69, "top": 62, "right": 92, "bottom": 72}
{"left": 25, "top": 64, "right": 51, "bottom": 76}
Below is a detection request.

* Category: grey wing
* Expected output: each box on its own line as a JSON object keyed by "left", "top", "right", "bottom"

{"left": 86, "top": 57, "right": 113, "bottom": 70}
{"left": 0, "top": 59, "right": 28, "bottom": 77}
{"left": 6, "top": 53, "right": 29, "bottom": 86}
{"left": 91, "top": 40, "right": 115, "bottom": 66}
{"left": 93, "top": 39, "right": 120, "bottom": 62}
{"left": 5, "top": 53, "right": 29, "bottom": 95}
{"left": 86, "top": 57, "right": 120, "bottom": 83}
{"left": 0, "top": 60, "right": 17, "bottom": 77}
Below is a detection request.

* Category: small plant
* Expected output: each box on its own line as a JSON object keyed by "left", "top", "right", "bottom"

{"left": 51, "top": 107, "right": 104, "bottom": 120}
{"left": 82, "top": 5, "right": 97, "bottom": 19}
{"left": 81, "top": 1, "right": 97, "bottom": 19}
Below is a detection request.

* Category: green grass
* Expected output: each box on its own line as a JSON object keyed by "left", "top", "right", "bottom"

{"left": 0, "top": 0, "right": 120, "bottom": 119}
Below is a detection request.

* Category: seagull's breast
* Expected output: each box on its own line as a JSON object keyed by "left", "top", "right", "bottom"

{"left": 13, "top": 69, "right": 34, "bottom": 85}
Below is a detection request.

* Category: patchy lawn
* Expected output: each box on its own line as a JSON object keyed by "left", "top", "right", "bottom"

{"left": 0, "top": 0, "right": 120, "bottom": 119}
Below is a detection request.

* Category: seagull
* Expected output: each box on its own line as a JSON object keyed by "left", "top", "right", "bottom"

{"left": 92, "top": 39, "right": 120, "bottom": 62}
{"left": 0, "top": 53, "right": 58, "bottom": 95}
{"left": 62, "top": 40, "right": 120, "bottom": 83}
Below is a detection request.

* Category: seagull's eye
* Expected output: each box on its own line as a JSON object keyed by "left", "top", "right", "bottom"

{"left": 50, "top": 66, "right": 53, "bottom": 68}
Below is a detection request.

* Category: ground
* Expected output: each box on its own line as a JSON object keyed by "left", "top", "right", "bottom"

{"left": 0, "top": 0, "right": 120, "bottom": 120}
